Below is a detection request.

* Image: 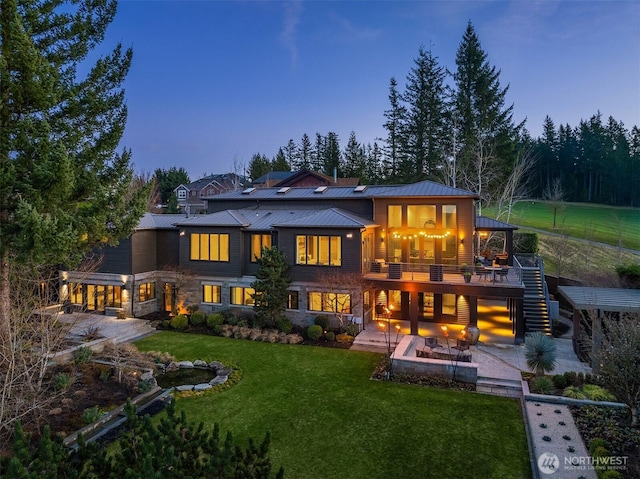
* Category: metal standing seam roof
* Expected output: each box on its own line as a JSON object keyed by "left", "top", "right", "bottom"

{"left": 136, "top": 213, "right": 186, "bottom": 230}
{"left": 204, "top": 180, "right": 478, "bottom": 201}
{"left": 558, "top": 286, "right": 640, "bottom": 313}
{"left": 475, "top": 216, "right": 519, "bottom": 230}
{"left": 169, "top": 208, "right": 378, "bottom": 230}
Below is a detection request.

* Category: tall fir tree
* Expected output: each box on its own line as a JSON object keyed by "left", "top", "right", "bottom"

{"left": 382, "top": 77, "right": 406, "bottom": 183}
{"left": 453, "top": 21, "right": 519, "bottom": 197}
{"left": 283, "top": 138, "right": 298, "bottom": 169}
{"left": 323, "top": 132, "right": 341, "bottom": 177}
{"left": 0, "top": 0, "right": 148, "bottom": 347}
{"left": 296, "top": 133, "right": 313, "bottom": 170}
{"left": 248, "top": 153, "right": 272, "bottom": 181}
{"left": 271, "top": 148, "right": 291, "bottom": 172}
{"left": 342, "top": 131, "right": 366, "bottom": 179}
{"left": 400, "top": 45, "right": 449, "bottom": 183}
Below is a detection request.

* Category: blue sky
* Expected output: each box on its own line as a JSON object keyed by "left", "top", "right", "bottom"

{"left": 100, "top": 0, "right": 640, "bottom": 179}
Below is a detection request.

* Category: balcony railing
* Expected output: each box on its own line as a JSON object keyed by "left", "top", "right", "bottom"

{"left": 365, "top": 261, "right": 522, "bottom": 286}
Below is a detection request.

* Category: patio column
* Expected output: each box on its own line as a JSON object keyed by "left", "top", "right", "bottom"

{"left": 468, "top": 296, "right": 478, "bottom": 326}
{"left": 506, "top": 231, "right": 515, "bottom": 266}
{"left": 514, "top": 298, "right": 525, "bottom": 344}
{"left": 592, "top": 310, "right": 602, "bottom": 374}
{"left": 409, "top": 291, "right": 419, "bottom": 335}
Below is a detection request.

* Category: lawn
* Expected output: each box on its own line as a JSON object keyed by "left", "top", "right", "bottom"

{"left": 135, "top": 332, "right": 531, "bottom": 479}
{"left": 485, "top": 201, "right": 640, "bottom": 251}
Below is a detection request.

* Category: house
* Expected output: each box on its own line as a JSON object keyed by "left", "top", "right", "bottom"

{"left": 252, "top": 169, "right": 360, "bottom": 188}
{"left": 173, "top": 173, "right": 248, "bottom": 214}
{"left": 59, "top": 179, "right": 535, "bottom": 343}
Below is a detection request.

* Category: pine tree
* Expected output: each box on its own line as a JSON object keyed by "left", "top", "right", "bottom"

{"left": 312, "top": 132, "right": 325, "bottom": 172}
{"left": 401, "top": 46, "right": 449, "bottom": 183}
{"left": 251, "top": 247, "right": 291, "bottom": 330}
{"left": 342, "top": 131, "right": 366, "bottom": 179}
{"left": 323, "top": 132, "right": 341, "bottom": 177}
{"left": 0, "top": 0, "right": 148, "bottom": 432}
{"left": 382, "top": 77, "right": 406, "bottom": 182}
{"left": 271, "top": 148, "right": 291, "bottom": 172}
{"left": 248, "top": 153, "right": 272, "bottom": 181}
{"left": 453, "top": 21, "right": 519, "bottom": 196}
{"left": 283, "top": 139, "right": 298, "bottom": 168}
{"left": 295, "top": 133, "right": 313, "bottom": 170}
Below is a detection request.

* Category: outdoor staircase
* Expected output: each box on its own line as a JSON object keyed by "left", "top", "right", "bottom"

{"left": 476, "top": 376, "right": 522, "bottom": 398}
{"left": 521, "top": 267, "right": 552, "bottom": 336}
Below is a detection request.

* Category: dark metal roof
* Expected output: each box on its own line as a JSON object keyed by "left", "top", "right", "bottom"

{"left": 207, "top": 180, "right": 477, "bottom": 202}
{"left": 173, "top": 210, "right": 248, "bottom": 227}
{"left": 558, "top": 286, "right": 640, "bottom": 313}
{"left": 475, "top": 216, "right": 519, "bottom": 230}
{"left": 136, "top": 213, "right": 184, "bottom": 230}
{"left": 272, "top": 208, "right": 377, "bottom": 228}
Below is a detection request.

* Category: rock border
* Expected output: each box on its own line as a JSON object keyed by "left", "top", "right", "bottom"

{"left": 160, "top": 359, "right": 233, "bottom": 392}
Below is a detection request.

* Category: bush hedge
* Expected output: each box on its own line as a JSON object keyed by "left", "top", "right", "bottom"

{"left": 306, "top": 324, "right": 323, "bottom": 340}
{"left": 190, "top": 311, "right": 206, "bottom": 326}
{"left": 170, "top": 314, "right": 188, "bottom": 330}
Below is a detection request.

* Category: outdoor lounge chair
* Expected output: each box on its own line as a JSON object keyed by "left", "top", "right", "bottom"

{"left": 475, "top": 266, "right": 490, "bottom": 281}
{"left": 495, "top": 268, "right": 509, "bottom": 282}
{"left": 425, "top": 336, "right": 442, "bottom": 349}
{"left": 453, "top": 339, "right": 469, "bottom": 351}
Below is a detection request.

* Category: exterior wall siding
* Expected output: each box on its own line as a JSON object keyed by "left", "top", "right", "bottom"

{"left": 96, "top": 238, "right": 132, "bottom": 274}
{"left": 132, "top": 231, "right": 157, "bottom": 274}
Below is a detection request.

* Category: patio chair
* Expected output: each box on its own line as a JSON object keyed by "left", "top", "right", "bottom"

{"left": 495, "top": 268, "right": 509, "bottom": 282}
{"left": 475, "top": 266, "right": 490, "bottom": 281}
{"left": 453, "top": 339, "right": 469, "bottom": 351}
{"left": 425, "top": 336, "right": 442, "bottom": 349}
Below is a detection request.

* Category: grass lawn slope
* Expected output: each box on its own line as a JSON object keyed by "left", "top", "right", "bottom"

{"left": 136, "top": 332, "right": 531, "bottom": 479}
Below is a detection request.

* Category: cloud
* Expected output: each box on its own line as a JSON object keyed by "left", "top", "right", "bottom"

{"left": 329, "top": 12, "right": 383, "bottom": 42}
{"left": 280, "top": 0, "right": 302, "bottom": 65}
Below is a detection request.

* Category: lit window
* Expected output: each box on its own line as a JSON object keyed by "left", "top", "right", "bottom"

{"left": 139, "top": 282, "right": 156, "bottom": 302}
{"left": 177, "top": 189, "right": 186, "bottom": 199}
{"left": 230, "top": 287, "right": 255, "bottom": 306}
{"left": 190, "top": 233, "right": 230, "bottom": 261}
{"left": 296, "top": 235, "right": 341, "bottom": 266}
{"left": 443, "top": 294, "right": 456, "bottom": 315}
{"left": 407, "top": 205, "right": 436, "bottom": 228}
{"left": 69, "top": 283, "right": 82, "bottom": 304}
{"left": 307, "top": 292, "right": 351, "bottom": 313}
{"left": 443, "top": 205, "right": 457, "bottom": 229}
{"left": 251, "top": 234, "right": 272, "bottom": 262}
{"left": 203, "top": 284, "right": 221, "bottom": 303}
{"left": 388, "top": 205, "right": 402, "bottom": 228}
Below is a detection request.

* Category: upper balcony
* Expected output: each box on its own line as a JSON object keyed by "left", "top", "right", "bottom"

{"left": 364, "top": 260, "right": 523, "bottom": 288}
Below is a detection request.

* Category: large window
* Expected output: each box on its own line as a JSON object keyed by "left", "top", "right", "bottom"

{"left": 139, "top": 282, "right": 156, "bottom": 302}
{"left": 387, "top": 205, "right": 402, "bottom": 228}
{"left": 203, "top": 284, "right": 221, "bottom": 304}
{"left": 407, "top": 205, "right": 436, "bottom": 228}
{"left": 251, "top": 234, "right": 272, "bottom": 262}
{"left": 443, "top": 205, "right": 457, "bottom": 229}
{"left": 443, "top": 293, "right": 456, "bottom": 315}
{"left": 230, "top": 287, "right": 255, "bottom": 306}
{"left": 296, "top": 235, "right": 341, "bottom": 266}
{"left": 69, "top": 283, "right": 82, "bottom": 304}
{"left": 190, "top": 233, "right": 229, "bottom": 261}
{"left": 308, "top": 292, "right": 351, "bottom": 313}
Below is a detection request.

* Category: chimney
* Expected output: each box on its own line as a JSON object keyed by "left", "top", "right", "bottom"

{"left": 333, "top": 167, "right": 337, "bottom": 183}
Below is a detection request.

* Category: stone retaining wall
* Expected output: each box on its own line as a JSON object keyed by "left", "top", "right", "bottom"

{"left": 391, "top": 335, "right": 478, "bottom": 384}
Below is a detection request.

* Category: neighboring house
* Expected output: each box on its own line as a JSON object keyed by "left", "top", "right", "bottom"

{"left": 252, "top": 169, "right": 359, "bottom": 188}
{"left": 174, "top": 173, "right": 248, "bottom": 214}
{"left": 251, "top": 171, "right": 295, "bottom": 188}
{"left": 59, "top": 179, "right": 530, "bottom": 342}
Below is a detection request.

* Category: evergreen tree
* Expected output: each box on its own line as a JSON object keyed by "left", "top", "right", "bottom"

{"left": 271, "top": 148, "right": 291, "bottom": 172}
{"left": 453, "top": 21, "right": 519, "bottom": 196}
{"left": 312, "top": 132, "right": 325, "bottom": 172}
{"left": 400, "top": 46, "right": 449, "bottom": 183}
{"left": 166, "top": 194, "right": 181, "bottom": 214}
{"left": 364, "top": 142, "right": 383, "bottom": 184}
{"left": 382, "top": 77, "right": 406, "bottom": 183}
{"left": 248, "top": 153, "right": 272, "bottom": 181}
{"left": 154, "top": 166, "right": 190, "bottom": 203}
{"left": 342, "top": 131, "right": 366, "bottom": 179}
{"left": 536, "top": 115, "right": 558, "bottom": 197}
{"left": 323, "top": 132, "right": 342, "bottom": 177}
{"left": 295, "top": 133, "right": 313, "bottom": 170}
{"left": 283, "top": 139, "right": 298, "bottom": 168}
{"left": 251, "top": 247, "right": 291, "bottom": 330}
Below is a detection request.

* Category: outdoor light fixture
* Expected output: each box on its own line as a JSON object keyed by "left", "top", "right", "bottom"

{"left": 460, "top": 238, "right": 465, "bottom": 244}
{"left": 346, "top": 233, "right": 353, "bottom": 239}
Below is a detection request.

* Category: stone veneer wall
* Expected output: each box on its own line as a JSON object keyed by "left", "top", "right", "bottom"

{"left": 391, "top": 335, "right": 478, "bottom": 384}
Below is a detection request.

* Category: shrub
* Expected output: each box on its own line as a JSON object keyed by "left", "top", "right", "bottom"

{"left": 576, "top": 371, "right": 585, "bottom": 386}
{"left": 552, "top": 374, "right": 568, "bottom": 389}
{"left": 169, "top": 314, "right": 188, "bottom": 330}
{"left": 564, "top": 371, "right": 578, "bottom": 386}
{"left": 306, "top": 324, "right": 323, "bottom": 340}
{"left": 138, "top": 379, "right": 155, "bottom": 393}
{"left": 530, "top": 376, "right": 555, "bottom": 395}
{"left": 190, "top": 311, "right": 206, "bottom": 326}
{"left": 54, "top": 372, "right": 73, "bottom": 391}
{"left": 525, "top": 332, "right": 557, "bottom": 376}
{"left": 73, "top": 346, "right": 93, "bottom": 367}
{"left": 344, "top": 322, "right": 359, "bottom": 337}
{"left": 213, "top": 325, "right": 223, "bottom": 335}
{"left": 615, "top": 263, "right": 640, "bottom": 288}
{"left": 276, "top": 316, "right": 292, "bottom": 334}
{"left": 581, "top": 384, "right": 616, "bottom": 402}
{"left": 563, "top": 385, "right": 587, "bottom": 399}
{"left": 325, "top": 331, "right": 335, "bottom": 341}
{"left": 286, "top": 333, "right": 304, "bottom": 344}
{"left": 206, "top": 313, "right": 224, "bottom": 328}
{"left": 336, "top": 333, "right": 355, "bottom": 343}
{"left": 218, "top": 308, "right": 235, "bottom": 323}
{"left": 82, "top": 406, "right": 103, "bottom": 425}
{"left": 314, "top": 315, "right": 330, "bottom": 331}
{"left": 186, "top": 304, "right": 200, "bottom": 314}
{"left": 161, "top": 319, "right": 170, "bottom": 329}
{"left": 589, "top": 438, "right": 610, "bottom": 455}
{"left": 601, "top": 470, "right": 624, "bottom": 479}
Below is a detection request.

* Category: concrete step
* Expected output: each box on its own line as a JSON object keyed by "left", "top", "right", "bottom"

{"left": 476, "top": 377, "right": 522, "bottom": 398}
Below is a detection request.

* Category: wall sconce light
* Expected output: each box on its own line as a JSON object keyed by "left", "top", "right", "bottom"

{"left": 180, "top": 230, "right": 186, "bottom": 236}
{"left": 460, "top": 238, "right": 465, "bottom": 245}
{"left": 121, "top": 282, "right": 128, "bottom": 291}
{"left": 380, "top": 237, "right": 384, "bottom": 243}
{"left": 346, "top": 233, "right": 353, "bottom": 239}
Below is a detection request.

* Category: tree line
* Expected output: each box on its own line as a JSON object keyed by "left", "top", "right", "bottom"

{"left": 247, "top": 22, "right": 638, "bottom": 208}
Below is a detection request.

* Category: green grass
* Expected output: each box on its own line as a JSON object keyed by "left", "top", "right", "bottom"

{"left": 136, "top": 332, "right": 531, "bottom": 479}
{"left": 486, "top": 201, "right": 640, "bottom": 251}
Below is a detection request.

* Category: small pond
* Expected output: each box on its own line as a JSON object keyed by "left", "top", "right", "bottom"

{"left": 156, "top": 368, "right": 216, "bottom": 388}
